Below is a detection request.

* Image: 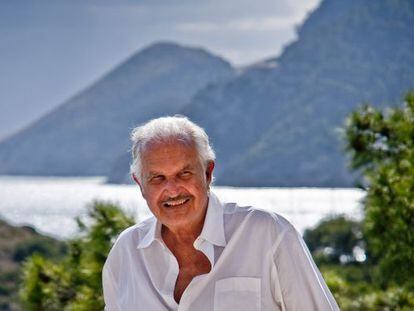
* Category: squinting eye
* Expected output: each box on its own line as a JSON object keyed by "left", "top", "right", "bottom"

{"left": 150, "top": 176, "right": 164, "bottom": 183}
{"left": 180, "top": 171, "right": 192, "bottom": 177}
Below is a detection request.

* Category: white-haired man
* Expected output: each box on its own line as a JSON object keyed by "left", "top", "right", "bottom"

{"left": 103, "top": 116, "right": 339, "bottom": 310}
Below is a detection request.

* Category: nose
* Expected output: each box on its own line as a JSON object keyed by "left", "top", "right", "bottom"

{"left": 164, "top": 178, "right": 180, "bottom": 197}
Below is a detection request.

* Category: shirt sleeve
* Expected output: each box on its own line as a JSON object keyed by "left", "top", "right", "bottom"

{"left": 102, "top": 257, "right": 122, "bottom": 311}
{"left": 272, "top": 226, "right": 340, "bottom": 311}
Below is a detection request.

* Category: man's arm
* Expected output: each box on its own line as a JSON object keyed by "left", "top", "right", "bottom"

{"left": 272, "top": 226, "right": 339, "bottom": 311}
{"left": 102, "top": 257, "right": 122, "bottom": 311}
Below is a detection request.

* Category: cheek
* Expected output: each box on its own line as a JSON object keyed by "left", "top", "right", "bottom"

{"left": 191, "top": 180, "right": 209, "bottom": 198}
{"left": 141, "top": 186, "right": 159, "bottom": 202}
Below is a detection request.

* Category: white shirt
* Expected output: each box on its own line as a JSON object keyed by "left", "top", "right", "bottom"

{"left": 103, "top": 192, "right": 339, "bottom": 311}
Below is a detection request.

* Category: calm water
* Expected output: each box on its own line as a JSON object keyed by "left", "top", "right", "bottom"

{"left": 0, "top": 176, "right": 365, "bottom": 239}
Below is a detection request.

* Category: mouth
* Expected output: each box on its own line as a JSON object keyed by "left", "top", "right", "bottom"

{"left": 162, "top": 197, "right": 191, "bottom": 208}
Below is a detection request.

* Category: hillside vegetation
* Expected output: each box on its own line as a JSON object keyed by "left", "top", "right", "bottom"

{"left": 0, "top": 219, "right": 66, "bottom": 311}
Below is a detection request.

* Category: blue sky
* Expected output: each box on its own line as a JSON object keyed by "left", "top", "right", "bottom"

{"left": 0, "top": 0, "right": 320, "bottom": 140}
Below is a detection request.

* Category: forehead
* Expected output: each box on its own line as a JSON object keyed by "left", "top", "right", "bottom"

{"left": 141, "top": 140, "right": 202, "bottom": 174}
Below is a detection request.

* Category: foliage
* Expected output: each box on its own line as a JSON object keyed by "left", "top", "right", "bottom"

{"left": 0, "top": 219, "right": 67, "bottom": 311}
{"left": 306, "top": 212, "right": 414, "bottom": 310}
{"left": 322, "top": 267, "right": 414, "bottom": 311}
{"left": 303, "top": 215, "right": 365, "bottom": 265}
{"left": 12, "top": 238, "right": 67, "bottom": 262}
{"left": 311, "top": 90, "right": 414, "bottom": 309}
{"left": 344, "top": 91, "right": 414, "bottom": 288}
{"left": 20, "top": 201, "right": 134, "bottom": 311}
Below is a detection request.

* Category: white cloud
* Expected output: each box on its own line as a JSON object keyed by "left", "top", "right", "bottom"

{"left": 176, "top": 22, "right": 220, "bottom": 33}
{"left": 177, "top": 16, "right": 303, "bottom": 33}
{"left": 175, "top": 0, "right": 321, "bottom": 35}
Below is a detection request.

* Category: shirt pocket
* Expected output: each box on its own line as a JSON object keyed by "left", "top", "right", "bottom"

{"left": 214, "top": 277, "right": 261, "bottom": 311}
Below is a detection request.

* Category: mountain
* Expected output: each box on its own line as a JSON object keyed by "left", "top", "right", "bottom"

{"left": 2, "top": 0, "right": 414, "bottom": 187}
{"left": 0, "top": 42, "right": 235, "bottom": 176}
{"left": 108, "top": 0, "right": 414, "bottom": 186}
{"left": 180, "top": 0, "right": 414, "bottom": 186}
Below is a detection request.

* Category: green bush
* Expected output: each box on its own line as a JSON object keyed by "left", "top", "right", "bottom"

{"left": 304, "top": 215, "right": 365, "bottom": 265}
{"left": 13, "top": 238, "right": 67, "bottom": 262}
{"left": 307, "top": 92, "right": 414, "bottom": 309}
{"left": 321, "top": 266, "right": 414, "bottom": 310}
{"left": 20, "top": 201, "right": 135, "bottom": 311}
{"left": 344, "top": 91, "right": 414, "bottom": 289}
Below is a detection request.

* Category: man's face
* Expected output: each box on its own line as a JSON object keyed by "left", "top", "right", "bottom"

{"left": 135, "top": 140, "right": 214, "bottom": 232}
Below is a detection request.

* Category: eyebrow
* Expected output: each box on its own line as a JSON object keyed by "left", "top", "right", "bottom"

{"left": 147, "top": 172, "right": 162, "bottom": 179}
{"left": 180, "top": 164, "right": 193, "bottom": 171}
{"left": 147, "top": 164, "right": 194, "bottom": 178}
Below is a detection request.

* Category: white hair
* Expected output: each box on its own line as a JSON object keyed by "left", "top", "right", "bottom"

{"left": 130, "top": 115, "right": 215, "bottom": 180}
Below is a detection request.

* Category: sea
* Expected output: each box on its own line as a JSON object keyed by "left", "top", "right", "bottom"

{"left": 0, "top": 176, "right": 365, "bottom": 240}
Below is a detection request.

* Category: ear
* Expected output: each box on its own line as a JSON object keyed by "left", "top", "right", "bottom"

{"left": 205, "top": 161, "right": 215, "bottom": 185}
{"left": 132, "top": 173, "right": 145, "bottom": 196}
{"left": 132, "top": 173, "right": 140, "bottom": 185}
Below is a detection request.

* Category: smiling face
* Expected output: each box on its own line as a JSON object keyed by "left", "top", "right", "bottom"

{"left": 134, "top": 139, "right": 214, "bottom": 234}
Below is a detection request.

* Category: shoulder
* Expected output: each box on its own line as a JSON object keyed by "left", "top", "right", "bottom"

{"left": 221, "top": 200, "right": 296, "bottom": 241}
{"left": 104, "top": 217, "right": 156, "bottom": 277}
{"left": 223, "top": 201, "right": 292, "bottom": 227}
{"left": 222, "top": 202, "right": 307, "bottom": 259}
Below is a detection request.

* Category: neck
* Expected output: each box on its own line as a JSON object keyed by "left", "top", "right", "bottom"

{"left": 162, "top": 217, "right": 204, "bottom": 246}
{"left": 162, "top": 198, "right": 210, "bottom": 246}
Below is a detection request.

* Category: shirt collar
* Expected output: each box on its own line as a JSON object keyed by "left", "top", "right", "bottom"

{"left": 136, "top": 217, "right": 163, "bottom": 249}
{"left": 199, "top": 191, "right": 227, "bottom": 247}
{"left": 136, "top": 191, "right": 226, "bottom": 249}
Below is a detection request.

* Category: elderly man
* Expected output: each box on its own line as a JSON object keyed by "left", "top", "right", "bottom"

{"left": 103, "top": 116, "right": 339, "bottom": 310}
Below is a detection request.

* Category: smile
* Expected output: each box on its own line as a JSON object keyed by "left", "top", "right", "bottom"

{"left": 163, "top": 197, "right": 190, "bottom": 208}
